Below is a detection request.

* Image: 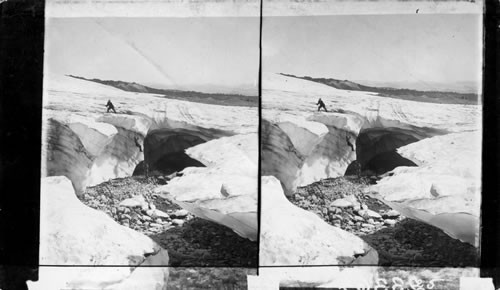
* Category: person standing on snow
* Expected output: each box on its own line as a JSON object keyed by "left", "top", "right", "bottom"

{"left": 317, "top": 98, "right": 327, "bottom": 112}
{"left": 106, "top": 100, "right": 117, "bottom": 113}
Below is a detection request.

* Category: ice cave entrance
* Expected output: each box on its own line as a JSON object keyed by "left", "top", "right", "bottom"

{"left": 345, "top": 127, "right": 419, "bottom": 176}
{"left": 133, "top": 129, "right": 207, "bottom": 176}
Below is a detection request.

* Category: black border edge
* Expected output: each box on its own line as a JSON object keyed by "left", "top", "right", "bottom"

{"left": 480, "top": 0, "right": 500, "bottom": 287}
{"left": 0, "top": 0, "right": 44, "bottom": 289}
{"left": 257, "top": 0, "right": 263, "bottom": 276}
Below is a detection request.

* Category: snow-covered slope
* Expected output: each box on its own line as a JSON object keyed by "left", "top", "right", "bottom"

{"left": 262, "top": 72, "right": 481, "bottom": 246}
{"left": 42, "top": 74, "right": 258, "bottom": 241}
{"left": 264, "top": 72, "right": 479, "bottom": 132}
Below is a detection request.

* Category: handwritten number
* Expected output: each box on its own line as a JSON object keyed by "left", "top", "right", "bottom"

{"left": 408, "top": 276, "right": 425, "bottom": 290}
{"left": 392, "top": 277, "right": 405, "bottom": 290}
{"left": 375, "top": 278, "right": 388, "bottom": 290}
{"left": 427, "top": 279, "right": 446, "bottom": 289}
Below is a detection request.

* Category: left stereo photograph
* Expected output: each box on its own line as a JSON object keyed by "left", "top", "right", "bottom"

{"left": 35, "top": 16, "right": 259, "bottom": 289}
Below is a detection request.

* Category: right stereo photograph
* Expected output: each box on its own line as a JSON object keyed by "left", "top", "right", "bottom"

{"left": 260, "top": 7, "right": 483, "bottom": 289}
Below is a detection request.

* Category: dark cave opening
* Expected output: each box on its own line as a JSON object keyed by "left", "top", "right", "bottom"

{"left": 133, "top": 153, "right": 206, "bottom": 176}
{"left": 345, "top": 128, "right": 420, "bottom": 177}
{"left": 363, "top": 149, "right": 417, "bottom": 175}
{"left": 133, "top": 129, "right": 208, "bottom": 176}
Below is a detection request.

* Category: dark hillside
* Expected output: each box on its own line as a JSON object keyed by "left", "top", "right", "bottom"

{"left": 68, "top": 75, "right": 258, "bottom": 107}
{"left": 281, "top": 73, "right": 479, "bottom": 105}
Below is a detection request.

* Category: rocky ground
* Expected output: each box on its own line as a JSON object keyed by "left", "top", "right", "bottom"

{"left": 289, "top": 176, "right": 479, "bottom": 267}
{"left": 80, "top": 175, "right": 257, "bottom": 288}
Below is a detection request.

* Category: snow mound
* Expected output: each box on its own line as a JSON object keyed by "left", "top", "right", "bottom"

{"left": 30, "top": 176, "right": 169, "bottom": 289}
{"left": 368, "top": 131, "right": 481, "bottom": 246}
{"left": 155, "top": 134, "right": 258, "bottom": 240}
{"left": 259, "top": 176, "right": 378, "bottom": 286}
{"left": 260, "top": 176, "right": 378, "bottom": 265}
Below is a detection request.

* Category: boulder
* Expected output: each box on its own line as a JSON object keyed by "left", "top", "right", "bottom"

{"left": 362, "top": 223, "right": 375, "bottom": 230}
{"left": 119, "top": 194, "right": 147, "bottom": 208}
{"left": 330, "top": 198, "right": 353, "bottom": 208}
{"left": 382, "top": 209, "right": 400, "bottom": 219}
{"left": 153, "top": 209, "right": 169, "bottom": 218}
{"left": 360, "top": 209, "right": 382, "bottom": 220}
{"left": 384, "top": 219, "right": 397, "bottom": 226}
{"left": 172, "top": 209, "right": 189, "bottom": 218}
{"left": 172, "top": 219, "right": 185, "bottom": 226}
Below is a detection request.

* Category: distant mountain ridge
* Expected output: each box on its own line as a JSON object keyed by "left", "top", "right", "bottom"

{"left": 280, "top": 73, "right": 479, "bottom": 105}
{"left": 353, "top": 79, "right": 478, "bottom": 94}
{"left": 144, "top": 82, "right": 258, "bottom": 97}
{"left": 67, "top": 75, "right": 258, "bottom": 107}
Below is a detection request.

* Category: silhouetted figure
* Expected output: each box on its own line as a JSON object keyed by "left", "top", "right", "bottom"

{"left": 134, "top": 136, "right": 143, "bottom": 152}
{"left": 416, "top": 8, "right": 419, "bottom": 13}
{"left": 317, "top": 98, "right": 327, "bottom": 112}
{"left": 346, "top": 134, "right": 355, "bottom": 152}
{"left": 106, "top": 100, "right": 116, "bottom": 113}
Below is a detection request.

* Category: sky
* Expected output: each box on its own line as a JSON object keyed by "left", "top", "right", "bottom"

{"left": 263, "top": 14, "right": 482, "bottom": 87}
{"left": 45, "top": 17, "right": 260, "bottom": 95}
